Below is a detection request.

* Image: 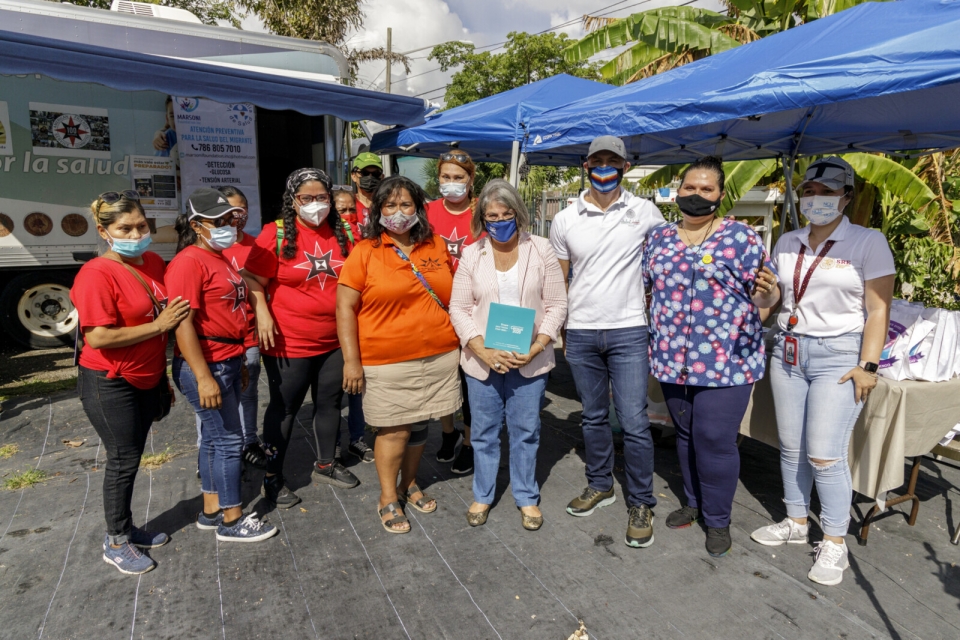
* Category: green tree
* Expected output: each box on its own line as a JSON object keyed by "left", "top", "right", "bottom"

{"left": 430, "top": 32, "right": 602, "bottom": 109}
{"left": 76, "top": 0, "right": 239, "bottom": 26}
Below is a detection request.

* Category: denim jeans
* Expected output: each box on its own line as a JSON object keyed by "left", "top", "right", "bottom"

{"left": 78, "top": 366, "right": 158, "bottom": 544}
{"left": 466, "top": 370, "right": 547, "bottom": 507}
{"left": 565, "top": 326, "right": 655, "bottom": 508}
{"left": 770, "top": 332, "right": 864, "bottom": 537}
{"left": 661, "top": 383, "right": 753, "bottom": 528}
{"left": 174, "top": 356, "right": 244, "bottom": 509}
{"left": 195, "top": 345, "right": 261, "bottom": 448}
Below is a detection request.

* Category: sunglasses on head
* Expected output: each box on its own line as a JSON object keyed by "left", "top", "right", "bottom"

{"left": 99, "top": 190, "right": 140, "bottom": 204}
{"left": 333, "top": 184, "right": 355, "bottom": 193}
{"left": 440, "top": 152, "right": 470, "bottom": 163}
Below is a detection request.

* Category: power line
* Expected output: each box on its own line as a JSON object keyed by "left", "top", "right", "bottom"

{"left": 412, "top": 84, "right": 451, "bottom": 97}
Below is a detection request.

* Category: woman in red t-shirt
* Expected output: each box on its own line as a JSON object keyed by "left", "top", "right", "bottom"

{"left": 71, "top": 191, "right": 190, "bottom": 575}
{"left": 425, "top": 151, "right": 483, "bottom": 475}
{"left": 242, "top": 168, "right": 359, "bottom": 509}
{"left": 168, "top": 188, "right": 277, "bottom": 544}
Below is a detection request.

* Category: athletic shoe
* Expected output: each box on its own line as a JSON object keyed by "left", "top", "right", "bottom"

{"left": 128, "top": 526, "right": 169, "bottom": 548}
{"left": 103, "top": 540, "right": 156, "bottom": 575}
{"left": 665, "top": 505, "right": 700, "bottom": 529}
{"left": 808, "top": 540, "right": 849, "bottom": 586}
{"left": 450, "top": 444, "right": 474, "bottom": 475}
{"left": 625, "top": 505, "right": 655, "bottom": 548}
{"left": 750, "top": 518, "right": 809, "bottom": 546}
{"left": 313, "top": 460, "right": 360, "bottom": 488}
{"left": 706, "top": 526, "right": 732, "bottom": 557}
{"left": 349, "top": 439, "right": 375, "bottom": 463}
{"left": 241, "top": 442, "right": 268, "bottom": 471}
{"left": 262, "top": 474, "right": 301, "bottom": 509}
{"left": 216, "top": 514, "right": 278, "bottom": 543}
{"left": 436, "top": 430, "right": 460, "bottom": 462}
{"left": 566, "top": 487, "right": 616, "bottom": 517}
{"left": 196, "top": 510, "right": 224, "bottom": 530}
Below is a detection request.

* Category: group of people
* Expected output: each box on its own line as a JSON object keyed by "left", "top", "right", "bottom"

{"left": 70, "top": 136, "right": 894, "bottom": 588}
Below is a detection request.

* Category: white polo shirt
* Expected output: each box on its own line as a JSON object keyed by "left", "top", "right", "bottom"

{"left": 549, "top": 189, "right": 665, "bottom": 330}
{"left": 772, "top": 216, "right": 895, "bottom": 337}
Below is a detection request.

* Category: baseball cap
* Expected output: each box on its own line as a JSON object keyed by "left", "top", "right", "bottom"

{"left": 352, "top": 152, "right": 383, "bottom": 172}
{"left": 587, "top": 135, "right": 626, "bottom": 160}
{"left": 187, "top": 188, "right": 244, "bottom": 220}
{"left": 799, "top": 157, "right": 855, "bottom": 191}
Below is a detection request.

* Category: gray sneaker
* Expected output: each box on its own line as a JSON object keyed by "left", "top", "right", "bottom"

{"left": 566, "top": 487, "right": 616, "bottom": 517}
{"left": 750, "top": 518, "right": 809, "bottom": 546}
{"left": 808, "top": 540, "right": 849, "bottom": 586}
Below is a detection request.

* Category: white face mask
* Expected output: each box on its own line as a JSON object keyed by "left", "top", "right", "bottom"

{"left": 439, "top": 182, "right": 469, "bottom": 203}
{"left": 299, "top": 201, "right": 330, "bottom": 226}
{"left": 799, "top": 195, "right": 844, "bottom": 226}
{"left": 380, "top": 211, "right": 419, "bottom": 234}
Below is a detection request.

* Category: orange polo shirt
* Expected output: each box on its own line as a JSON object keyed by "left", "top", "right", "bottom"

{"left": 339, "top": 233, "right": 459, "bottom": 366}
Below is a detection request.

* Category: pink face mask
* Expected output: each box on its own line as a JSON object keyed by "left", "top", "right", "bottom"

{"left": 379, "top": 211, "right": 419, "bottom": 233}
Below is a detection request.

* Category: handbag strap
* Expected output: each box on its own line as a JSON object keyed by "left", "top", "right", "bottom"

{"left": 390, "top": 245, "right": 447, "bottom": 311}
{"left": 103, "top": 254, "right": 162, "bottom": 315}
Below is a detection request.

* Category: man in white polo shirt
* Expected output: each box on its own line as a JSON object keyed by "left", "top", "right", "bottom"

{"left": 549, "top": 135, "right": 665, "bottom": 549}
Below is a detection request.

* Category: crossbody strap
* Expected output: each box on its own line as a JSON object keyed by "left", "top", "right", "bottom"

{"left": 103, "top": 254, "right": 162, "bottom": 315}
{"left": 390, "top": 245, "right": 447, "bottom": 311}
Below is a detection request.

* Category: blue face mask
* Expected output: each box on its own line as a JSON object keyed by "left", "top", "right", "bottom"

{"left": 108, "top": 232, "right": 152, "bottom": 258}
{"left": 589, "top": 165, "right": 623, "bottom": 193}
{"left": 485, "top": 218, "right": 517, "bottom": 243}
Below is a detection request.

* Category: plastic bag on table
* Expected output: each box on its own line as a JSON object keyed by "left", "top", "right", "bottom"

{"left": 879, "top": 299, "right": 924, "bottom": 381}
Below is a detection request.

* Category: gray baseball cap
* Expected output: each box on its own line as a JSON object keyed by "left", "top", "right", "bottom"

{"left": 587, "top": 135, "right": 626, "bottom": 160}
{"left": 799, "top": 157, "right": 855, "bottom": 191}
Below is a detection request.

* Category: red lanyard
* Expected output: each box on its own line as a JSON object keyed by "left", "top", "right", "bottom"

{"left": 788, "top": 240, "right": 835, "bottom": 330}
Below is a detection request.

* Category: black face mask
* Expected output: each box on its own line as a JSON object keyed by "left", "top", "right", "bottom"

{"left": 359, "top": 175, "right": 382, "bottom": 193}
{"left": 676, "top": 193, "right": 721, "bottom": 217}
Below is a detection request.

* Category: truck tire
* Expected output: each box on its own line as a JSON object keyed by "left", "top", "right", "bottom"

{"left": 0, "top": 270, "right": 79, "bottom": 349}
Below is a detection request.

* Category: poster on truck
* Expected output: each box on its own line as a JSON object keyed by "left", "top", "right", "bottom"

{"left": 29, "top": 102, "right": 111, "bottom": 159}
{"left": 0, "top": 101, "right": 11, "bottom": 155}
{"left": 174, "top": 97, "right": 261, "bottom": 236}
{"left": 131, "top": 155, "right": 178, "bottom": 218}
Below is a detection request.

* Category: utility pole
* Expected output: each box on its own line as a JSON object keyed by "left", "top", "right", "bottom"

{"left": 385, "top": 27, "right": 392, "bottom": 94}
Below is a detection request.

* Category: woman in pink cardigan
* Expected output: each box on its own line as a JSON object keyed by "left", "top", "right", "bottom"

{"left": 450, "top": 179, "right": 567, "bottom": 531}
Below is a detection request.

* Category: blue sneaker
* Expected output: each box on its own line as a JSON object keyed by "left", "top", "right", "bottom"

{"left": 102, "top": 540, "right": 156, "bottom": 575}
{"left": 216, "top": 514, "right": 278, "bottom": 543}
{"left": 196, "top": 511, "right": 224, "bottom": 530}
{"left": 130, "top": 526, "right": 169, "bottom": 548}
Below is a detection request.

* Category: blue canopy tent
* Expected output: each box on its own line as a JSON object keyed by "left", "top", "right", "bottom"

{"left": 524, "top": 0, "right": 960, "bottom": 226}
{"left": 370, "top": 74, "right": 614, "bottom": 182}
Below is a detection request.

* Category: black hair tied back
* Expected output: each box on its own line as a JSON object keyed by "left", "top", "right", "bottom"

{"left": 680, "top": 155, "right": 726, "bottom": 192}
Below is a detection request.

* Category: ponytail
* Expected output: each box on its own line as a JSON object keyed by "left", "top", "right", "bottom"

{"left": 175, "top": 213, "right": 197, "bottom": 253}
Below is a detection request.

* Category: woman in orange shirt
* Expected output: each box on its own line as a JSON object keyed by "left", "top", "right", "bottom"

{"left": 337, "top": 176, "right": 462, "bottom": 534}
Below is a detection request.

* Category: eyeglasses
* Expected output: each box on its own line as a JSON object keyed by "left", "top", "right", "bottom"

{"left": 294, "top": 193, "right": 331, "bottom": 205}
{"left": 98, "top": 190, "right": 140, "bottom": 204}
{"left": 483, "top": 212, "right": 516, "bottom": 222}
{"left": 440, "top": 152, "right": 471, "bottom": 163}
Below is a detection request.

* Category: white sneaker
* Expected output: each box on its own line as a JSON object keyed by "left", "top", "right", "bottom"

{"left": 808, "top": 540, "right": 849, "bottom": 586}
{"left": 750, "top": 517, "right": 809, "bottom": 546}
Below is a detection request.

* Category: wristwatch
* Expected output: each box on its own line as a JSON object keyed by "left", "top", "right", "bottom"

{"left": 858, "top": 360, "right": 879, "bottom": 374}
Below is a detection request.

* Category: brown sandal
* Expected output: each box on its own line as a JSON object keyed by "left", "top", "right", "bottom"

{"left": 404, "top": 484, "right": 437, "bottom": 513}
{"left": 378, "top": 502, "right": 410, "bottom": 534}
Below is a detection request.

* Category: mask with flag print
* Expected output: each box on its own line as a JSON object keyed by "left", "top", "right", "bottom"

{"left": 589, "top": 166, "right": 623, "bottom": 193}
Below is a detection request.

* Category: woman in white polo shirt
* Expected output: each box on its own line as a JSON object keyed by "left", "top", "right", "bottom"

{"left": 750, "top": 157, "right": 895, "bottom": 587}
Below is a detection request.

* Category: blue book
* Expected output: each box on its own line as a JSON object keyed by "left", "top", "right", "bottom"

{"left": 484, "top": 302, "right": 536, "bottom": 354}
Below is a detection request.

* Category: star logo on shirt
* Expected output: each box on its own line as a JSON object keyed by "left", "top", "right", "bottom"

{"left": 294, "top": 242, "right": 343, "bottom": 288}
{"left": 221, "top": 272, "right": 247, "bottom": 313}
{"left": 149, "top": 281, "right": 168, "bottom": 318}
{"left": 441, "top": 229, "right": 468, "bottom": 262}
{"left": 230, "top": 255, "right": 241, "bottom": 272}
{"left": 419, "top": 256, "right": 442, "bottom": 272}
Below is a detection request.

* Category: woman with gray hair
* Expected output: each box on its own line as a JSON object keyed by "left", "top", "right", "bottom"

{"left": 449, "top": 179, "right": 567, "bottom": 530}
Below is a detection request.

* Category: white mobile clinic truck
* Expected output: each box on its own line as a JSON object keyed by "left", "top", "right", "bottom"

{"left": 0, "top": 0, "right": 422, "bottom": 347}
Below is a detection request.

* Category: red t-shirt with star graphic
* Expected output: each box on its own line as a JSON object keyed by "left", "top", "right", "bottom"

{"left": 166, "top": 245, "right": 247, "bottom": 362}
{"left": 70, "top": 252, "right": 169, "bottom": 390}
{"left": 244, "top": 219, "right": 346, "bottom": 358}
{"left": 426, "top": 198, "right": 484, "bottom": 272}
{"left": 222, "top": 233, "right": 258, "bottom": 349}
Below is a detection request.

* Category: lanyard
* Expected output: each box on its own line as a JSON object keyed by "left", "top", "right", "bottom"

{"left": 788, "top": 240, "right": 835, "bottom": 330}
{"left": 340, "top": 217, "right": 355, "bottom": 244}
{"left": 390, "top": 245, "right": 447, "bottom": 311}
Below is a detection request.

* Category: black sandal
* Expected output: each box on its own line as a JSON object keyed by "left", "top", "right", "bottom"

{"left": 378, "top": 502, "right": 410, "bottom": 534}
{"left": 404, "top": 484, "right": 437, "bottom": 513}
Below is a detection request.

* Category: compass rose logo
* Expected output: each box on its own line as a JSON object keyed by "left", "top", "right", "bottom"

{"left": 52, "top": 114, "right": 91, "bottom": 149}
{"left": 221, "top": 272, "right": 247, "bottom": 313}
{"left": 294, "top": 243, "right": 343, "bottom": 288}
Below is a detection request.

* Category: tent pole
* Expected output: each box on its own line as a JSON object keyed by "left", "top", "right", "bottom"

{"left": 509, "top": 140, "right": 520, "bottom": 187}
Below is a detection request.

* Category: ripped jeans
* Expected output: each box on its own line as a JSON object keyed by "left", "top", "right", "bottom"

{"left": 770, "top": 331, "right": 863, "bottom": 537}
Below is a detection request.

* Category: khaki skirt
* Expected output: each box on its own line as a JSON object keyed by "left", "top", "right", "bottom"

{"left": 362, "top": 349, "right": 462, "bottom": 427}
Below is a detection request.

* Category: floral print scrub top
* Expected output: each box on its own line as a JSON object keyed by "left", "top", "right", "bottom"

{"left": 642, "top": 217, "right": 774, "bottom": 387}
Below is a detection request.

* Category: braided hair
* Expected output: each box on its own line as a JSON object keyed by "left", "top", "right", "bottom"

{"left": 280, "top": 168, "right": 349, "bottom": 260}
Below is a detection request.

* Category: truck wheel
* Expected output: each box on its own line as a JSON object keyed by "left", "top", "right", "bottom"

{"left": 0, "top": 271, "right": 79, "bottom": 349}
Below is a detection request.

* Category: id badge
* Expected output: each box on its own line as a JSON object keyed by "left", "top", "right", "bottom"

{"left": 783, "top": 335, "right": 799, "bottom": 366}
